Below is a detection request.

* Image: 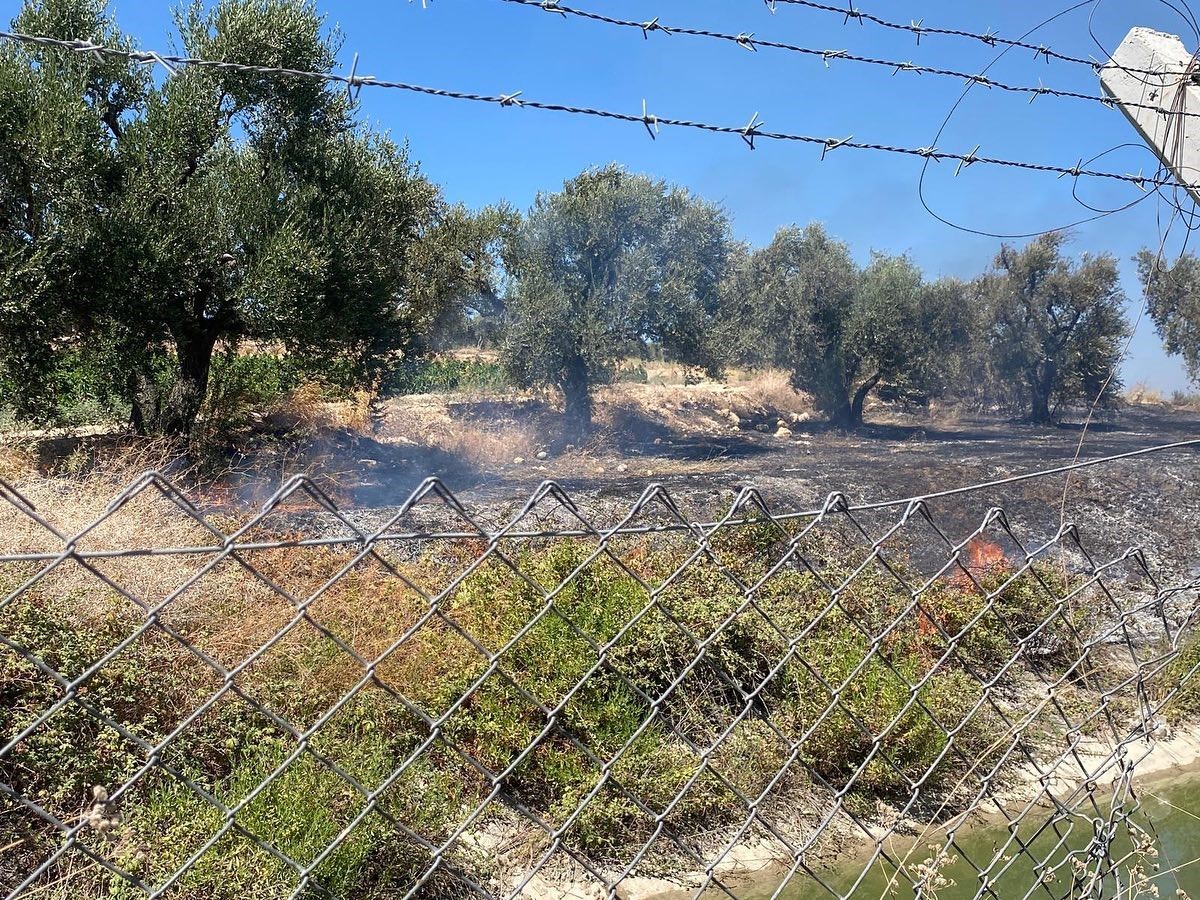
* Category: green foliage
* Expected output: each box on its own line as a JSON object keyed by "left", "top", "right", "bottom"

{"left": 724, "top": 224, "right": 971, "bottom": 426}
{"left": 383, "top": 355, "right": 509, "bottom": 395}
{"left": 0, "top": 589, "right": 191, "bottom": 814}
{"left": 0, "top": 0, "right": 505, "bottom": 436}
{"left": 1158, "top": 632, "right": 1200, "bottom": 725}
{"left": 0, "top": 530, "right": 1153, "bottom": 897}
{"left": 980, "top": 233, "right": 1128, "bottom": 423}
{"left": 1137, "top": 249, "right": 1200, "bottom": 385}
{"left": 501, "top": 164, "right": 734, "bottom": 435}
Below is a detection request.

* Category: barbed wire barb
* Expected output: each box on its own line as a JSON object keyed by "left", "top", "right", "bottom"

{"left": 767, "top": 0, "right": 1188, "bottom": 77}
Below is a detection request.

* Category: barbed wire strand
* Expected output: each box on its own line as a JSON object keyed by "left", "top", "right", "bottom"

{"left": 0, "top": 28, "right": 1191, "bottom": 194}
{"left": 763, "top": 0, "right": 1190, "bottom": 77}
{"left": 499, "top": 0, "right": 1200, "bottom": 123}
{"left": 911, "top": 0, "right": 1185, "bottom": 241}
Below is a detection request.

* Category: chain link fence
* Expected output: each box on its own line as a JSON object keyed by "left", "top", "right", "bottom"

{"left": 2, "top": 467, "right": 1199, "bottom": 900}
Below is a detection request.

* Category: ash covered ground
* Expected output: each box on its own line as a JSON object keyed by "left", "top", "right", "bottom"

{"left": 266, "top": 399, "right": 1200, "bottom": 588}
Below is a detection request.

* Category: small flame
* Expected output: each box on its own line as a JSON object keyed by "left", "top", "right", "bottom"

{"left": 950, "top": 537, "right": 1010, "bottom": 591}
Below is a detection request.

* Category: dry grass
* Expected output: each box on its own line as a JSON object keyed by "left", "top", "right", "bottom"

{"left": 1128, "top": 382, "right": 1200, "bottom": 412}
{"left": 0, "top": 439, "right": 37, "bottom": 482}
{"left": 1168, "top": 389, "right": 1200, "bottom": 411}
{"left": 379, "top": 394, "right": 544, "bottom": 464}
{"left": 600, "top": 367, "right": 814, "bottom": 443}
{"left": 729, "top": 368, "right": 814, "bottom": 419}
{"left": 1126, "top": 382, "right": 1167, "bottom": 406}
{"left": 261, "top": 384, "right": 375, "bottom": 433}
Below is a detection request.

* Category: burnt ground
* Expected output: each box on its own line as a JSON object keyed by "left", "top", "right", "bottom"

{"left": 285, "top": 400, "right": 1200, "bottom": 588}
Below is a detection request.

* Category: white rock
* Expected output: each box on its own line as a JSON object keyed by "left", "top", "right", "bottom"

{"left": 775, "top": 427, "right": 792, "bottom": 437}
{"left": 513, "top": 456, "right": 525, "bottom": 465}
{"left": 616, "top": 463, "right": 628, "bottom": 473}
{"left": 536, "top": 450, "right": 548, "bottom": 460}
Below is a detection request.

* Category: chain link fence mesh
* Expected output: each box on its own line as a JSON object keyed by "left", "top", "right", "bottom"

{"left": 2, "top": 469, "right": 1199, "bottom": 899}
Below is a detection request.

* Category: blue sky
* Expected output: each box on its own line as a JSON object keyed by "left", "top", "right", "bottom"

{"left": 6, "top": 0, "right": 1200, "bottom": 390}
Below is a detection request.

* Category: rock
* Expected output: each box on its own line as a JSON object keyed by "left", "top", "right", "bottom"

{"left": 513, "top": 456, "right": 525, "bottom": 465}
{"left": 616, "top": 463, "right": 628, "bottom": 473}
{"left": 653, "top": 437, "right": 662, "bottom": 445}
{"left": 535, "top": 450, "right": 549, "bottom": 460}
{"left": 775, "top": 426, "right": 792, "bottom": 437}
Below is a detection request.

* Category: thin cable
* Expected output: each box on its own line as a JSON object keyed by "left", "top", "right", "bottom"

{"left": 1056, "top": 46, "right": 1200, "bottom": 539}
{"left": 833, "top": 437, "right": 1200, "bottom": 514}
{"left": 5, "top": 438, "right": 1195, "bottom": 565}
{"left": 500, "top": 0, "right": 1200, "bottom": 123}
{"left": 0, "top": 28, "right": 1188, "bottom": 193}
{"left": 913, "top": 0, "right": 1190, "bottom": 240}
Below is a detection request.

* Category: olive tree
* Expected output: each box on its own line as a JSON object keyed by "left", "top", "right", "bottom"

{"left": 726, "top": 224, "right": 968, "bottom": 426}
{"left": 1136, "top": 249, "right": 1200, "bottom": 383}
{"left": 981, "top": 234, "right": 1128, "bottom": 423}
{"left": 0, "top": 0, "right": 488, "bottom": 435}
{"left": 501, "top": 165, "right": 733, "bottom": 437}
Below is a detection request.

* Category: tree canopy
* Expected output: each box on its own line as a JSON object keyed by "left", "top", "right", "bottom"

{"left": 501, "top": 164, "right": 733, "bottom": 436}
{"left": 0, "top": 2, "right": 1154, "bottom": 440}
{"left": 979, "top": 233, "right": 1128, "bottom": 424}
{"left": 1137, "top": 249, "right": 1200, "bottom": 384}
{"left": 724, "top": 224, "right": 969, "bottom": 426}
{"left": 0, "top": 0, "right": 497, "bottom": 435}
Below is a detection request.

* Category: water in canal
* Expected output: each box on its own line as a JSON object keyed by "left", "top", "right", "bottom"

{"left": 730, "top": 768, "right": 1200, "bottom": 899}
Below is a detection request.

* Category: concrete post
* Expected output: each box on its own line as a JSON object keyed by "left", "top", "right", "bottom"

{"left": 1100, "top": 27, "right": 1200, "bottom": 204}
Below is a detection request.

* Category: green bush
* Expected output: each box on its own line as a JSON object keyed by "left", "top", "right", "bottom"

{"left": 1159, "top": 633, "right": 1200, "bottom": 725}
{"left": 614, "top": 362, "right": 648, "bottom": 384}
{"left": 0, "top": 532, "right": 1154, "bottom": 898}
{"left": 383, "top": 356, "right": 508, "bottom": 395}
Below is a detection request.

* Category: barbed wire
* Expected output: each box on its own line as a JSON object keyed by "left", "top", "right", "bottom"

{"left": 0, "top": 28, "right": 1189, "bottom": 193}
{"left": 502, "top": 0, "right": 1200, "bottom": 123}
{"left": 762, "top": 0, "right": 1189, "bottom": 77}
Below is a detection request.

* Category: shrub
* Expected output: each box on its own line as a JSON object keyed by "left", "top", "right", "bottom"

{"left": 1158, "top": 633, "right": 1200, "bottom": 725}
{"left": 383, "top": 357, "right": 509, "bottom": 395}
{"left": 0, "top": 529, "right": 1153, "bottom": 897}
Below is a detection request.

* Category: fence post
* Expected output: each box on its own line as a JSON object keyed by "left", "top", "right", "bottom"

{"left": 1100, "top": 27, "right": 1200, "bottom": 204}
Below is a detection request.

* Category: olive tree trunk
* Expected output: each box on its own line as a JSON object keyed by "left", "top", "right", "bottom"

{"left": 560, "top": 353, "right": 593, "bottom": 439}
{"left": 130, "top": 323, "right": 220, "bottom": 436}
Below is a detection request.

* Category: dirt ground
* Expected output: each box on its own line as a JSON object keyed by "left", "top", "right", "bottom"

{"left": 4, "top": 372, "right": 1198, "bottom": 584}
{"left": 277, "top": 380, "right": 1200, "bottom": 585}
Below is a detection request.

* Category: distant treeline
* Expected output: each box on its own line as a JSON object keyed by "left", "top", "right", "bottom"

{"left": 3, "top": 0, "right": 1200, "bottom": 438}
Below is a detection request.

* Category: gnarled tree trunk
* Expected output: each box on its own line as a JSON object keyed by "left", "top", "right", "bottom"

{"left": 130, "top": 322, "right": 220, "bottom": 436}
{"left": 849, "top": 372, "right": 882, "bottom": 427}
{"left": 559, "top": 353, "right": 592, "bottom": 439}
{"left": 828, "top": 372, "right": 882, "bottom": 428}
{"left": 1029, "top": 359, "right": 1057, "bottom": 425}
